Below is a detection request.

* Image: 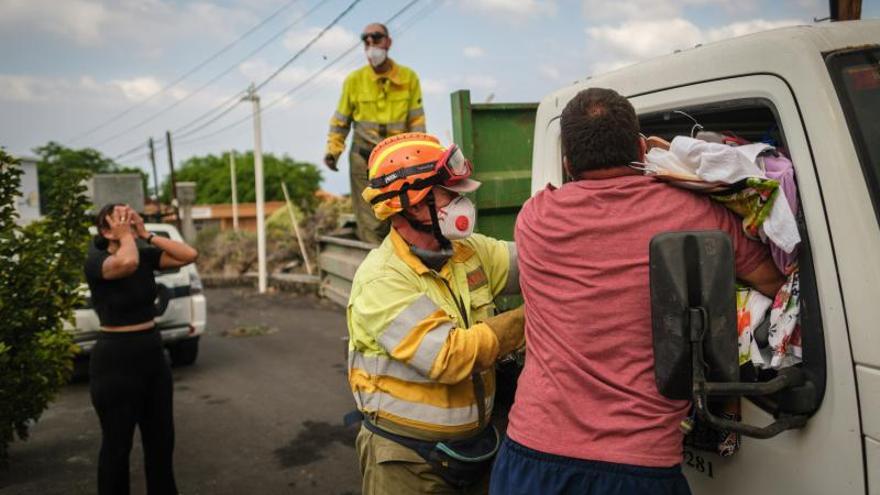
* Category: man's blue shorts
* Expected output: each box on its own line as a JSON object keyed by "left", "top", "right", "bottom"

{"left": 489, "top": 436, "right": 692, "bottom": 495}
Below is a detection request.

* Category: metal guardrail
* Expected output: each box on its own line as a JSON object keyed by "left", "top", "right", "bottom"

{"left": 317, "top": 235, "right": 376, "bottom": 307}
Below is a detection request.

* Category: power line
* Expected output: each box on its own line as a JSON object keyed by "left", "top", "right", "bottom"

{"left": 172, "top": 0, "right": 335, "bottom": 135}
{"left": 69, "top": 0, "right": 303, "bottom": 145}
{"left": 93, "top": 0, "right": 337, "bottom": 149}
{"left": 254, "top": 0, "right": 363, "bottom": 92}
{"left": 173, "top": 0, "right": 365, "bottom": 142}
{"left": 174, "top": 0, "right": 432, "bottom": 148}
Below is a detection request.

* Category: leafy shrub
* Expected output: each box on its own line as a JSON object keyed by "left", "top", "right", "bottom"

{"left": 0, "top": 149, "right": 90, "bottom": 463}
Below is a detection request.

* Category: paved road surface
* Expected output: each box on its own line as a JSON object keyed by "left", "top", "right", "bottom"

{"left": 0, "top": 288, "right": 362, "bottom": 495}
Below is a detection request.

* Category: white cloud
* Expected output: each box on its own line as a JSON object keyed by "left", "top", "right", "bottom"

{"left": 111, "top": 77, "right": 163, "bottom": 101}
{"left": 238, "top": 59, "right": 349, "bottom": 87}
{"left": 586, "top": 17, "right": 802, "bottom": 73}
{"left": 581, "top": 0, "right": 755, "bottom": 21}
{"left": 463, "top": 46, "right": 485, "bottom": 58}
{"left": 283, "top": 25, "right": 358, "bottom": 55}
{"left": 421, "top": 78, "right": 448, "bottom": 95}
{"left": 459, "top": 0, "right": 556, "bottom": 20}
{"left": 463, "top": 75, "right": 498, "bottom": 91}
{"left": 0, "top": 0, "right": 255, "bottom": 52}
{"left": 0, "top": 0, "right": 109, "bottom": 45}
{"left": 587, "top": 18, "right": 702, "bottom": 60}
{"left": 539, "top": 64, "right": 561, "bottom": 80}
{"left": 705, "top": 19, "right": 802, "bottom": 42}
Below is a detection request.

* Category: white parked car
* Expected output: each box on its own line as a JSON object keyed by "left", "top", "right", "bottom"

{"left": 67, "top": 223, "right": 206, "bottom": 366}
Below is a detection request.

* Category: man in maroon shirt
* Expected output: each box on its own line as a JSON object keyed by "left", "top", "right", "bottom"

{"left": 489, "top": 88, "right": 784, "bottom": 495}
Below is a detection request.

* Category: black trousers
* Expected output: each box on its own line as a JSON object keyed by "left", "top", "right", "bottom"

{"left": 89, "top": 328, "right": 178, "bottom": 495}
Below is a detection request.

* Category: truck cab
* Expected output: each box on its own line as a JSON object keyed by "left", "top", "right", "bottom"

{"left": 527, "top": 20, "right": 880, "bottom": 495}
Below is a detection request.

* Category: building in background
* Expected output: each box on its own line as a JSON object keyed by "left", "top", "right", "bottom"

{"left": 14, "top": 156, "right": 41, "bottom": 225}
{"left": 189, "top": 201, "right": 286, "bottom": 233}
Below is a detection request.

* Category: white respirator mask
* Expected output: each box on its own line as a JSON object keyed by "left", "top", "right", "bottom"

{"left": 366, "top": 47, "right": 387, "bottom": 67}
{"left": 436, "top": 195, "right": 476, "bottom": 240}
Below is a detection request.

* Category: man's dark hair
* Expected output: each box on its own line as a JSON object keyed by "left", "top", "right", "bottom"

{"left": 560, "top": 88, "right": 640, "bottom": 177}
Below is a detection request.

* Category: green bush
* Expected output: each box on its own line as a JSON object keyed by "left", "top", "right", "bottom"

{"left": 0, "top": 149, "right": 90, "bottom": 463}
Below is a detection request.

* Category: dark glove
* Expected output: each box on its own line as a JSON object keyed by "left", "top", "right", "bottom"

{"left": 324, "top": 154, "right": 338, "bottom": 171}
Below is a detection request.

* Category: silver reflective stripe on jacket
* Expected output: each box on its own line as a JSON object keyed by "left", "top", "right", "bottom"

{"left": 378, "top": 295, "right": 453, "bottom": 375}
{"left": 354, "top": 391, "right": 494, "bottom": 428}
{"left": 333, "top": 111, "right": 352, "bottom": 125}
{"left": 352, "top": 121, "right": 409, "bottom": 145}
{"left": 407, "top": 108, "right": 425, "bottom": 120}
{"left": 501, "top": 241, "right": 519, "bottom": 295}
{"left": 348, "top": 350, "right": 432, "bottom": 383}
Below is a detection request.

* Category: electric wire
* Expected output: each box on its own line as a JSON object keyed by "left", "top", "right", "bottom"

{"left": 172, "top": 0, "right": 365, "bottom": 142}
{"left": 94, "top": 0, "right": 338, "bottom": 149}
{"left": 175, "top": 0, "right": 428, "bottom": 147}
{"left": 69, "top": 0, "right": 302, "bottom": 145}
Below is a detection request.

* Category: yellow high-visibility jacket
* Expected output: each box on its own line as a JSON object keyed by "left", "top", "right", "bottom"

{"left": 347, "top": 229, "right": 518, "bottom": 441}
{"left": 326, "top": 60, "right": 425, "bottom": 159}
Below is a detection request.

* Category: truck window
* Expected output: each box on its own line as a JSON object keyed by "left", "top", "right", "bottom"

{"left": 826, "top": 46, "right": 880, "bottom": 226}
{"left": 637, "top": 99, "right": 826, "bottom": 419}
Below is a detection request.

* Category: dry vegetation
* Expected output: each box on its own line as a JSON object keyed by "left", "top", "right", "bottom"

{"left": 194, "top": 196, "right": 351, "bottom": 276}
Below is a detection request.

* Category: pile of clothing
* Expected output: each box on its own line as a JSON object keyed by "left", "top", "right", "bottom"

{"left": 643, "top": 132, "right": 805, "bottom": 458}
{"left": 643, "top": 133, "right": 803, "bottom": 371}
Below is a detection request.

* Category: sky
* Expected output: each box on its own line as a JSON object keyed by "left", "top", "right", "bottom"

{"left": 2, "top": 0, "right": 878, "bottom": 196}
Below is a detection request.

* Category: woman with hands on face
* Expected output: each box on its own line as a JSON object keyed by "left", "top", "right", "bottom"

{"left": 84, "top": 203, "right": 198, "bottom": 495}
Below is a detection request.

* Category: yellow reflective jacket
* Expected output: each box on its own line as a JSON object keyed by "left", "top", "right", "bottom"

{"left": 347, "top": 229, "right": 517, "bottom": 441}
{"left": 326, "top": 60, "right": 426, "bottom": 159}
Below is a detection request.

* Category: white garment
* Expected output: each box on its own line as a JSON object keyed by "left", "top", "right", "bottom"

{"left": 668, "top": 136, "right": 771, "bottom": 183}
{"left": 646, "top": 136, "right": 801, "bottom": 254}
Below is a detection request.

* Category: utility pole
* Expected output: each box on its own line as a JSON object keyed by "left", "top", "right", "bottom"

{"left": 166, "top": 131, "right": 181, "bottom": 230}
{"left": 148, "top": 137, "right": 159, "bottom": 201}
{"left": 830, "top": 0, "right": 861, "bottom": 20}
{"left": 243, "top": 84, "right": 267, "bottom": 294}
{"left": 229, "top": 150, "right": 239, "bottom": 232}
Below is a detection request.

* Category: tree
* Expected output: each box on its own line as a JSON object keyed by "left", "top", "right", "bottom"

{"left": 0, "top": 148, "right": 90, "bottom": 463}
{"left": 33, "top": 141, "right": 148, "bottom": 212}
{"left": 161, "top": 151, "right": 322, "bottom": 213}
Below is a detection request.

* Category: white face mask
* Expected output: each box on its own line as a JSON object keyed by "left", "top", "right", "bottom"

{"left": 437, "top": 196, "right": 476, "bottom": 240}
{"left": 365, "top": 46, "right": 387, "bottom": 67}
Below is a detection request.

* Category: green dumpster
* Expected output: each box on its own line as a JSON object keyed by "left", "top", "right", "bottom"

{"left": 450, "top": 90, "right": 538, "bottom": 242}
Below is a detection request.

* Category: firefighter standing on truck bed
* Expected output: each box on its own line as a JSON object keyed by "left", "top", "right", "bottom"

{"left": 324, "top": 22, "right": 426, "bottom": 244}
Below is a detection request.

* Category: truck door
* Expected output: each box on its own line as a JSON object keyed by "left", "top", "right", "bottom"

{"left": 628, "top": 75, "right": 863, "bottom": 494}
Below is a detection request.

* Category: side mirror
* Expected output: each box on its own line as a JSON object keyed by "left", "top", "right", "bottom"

{"left": 650, "top": 231, "right": 809, "bottom": 439}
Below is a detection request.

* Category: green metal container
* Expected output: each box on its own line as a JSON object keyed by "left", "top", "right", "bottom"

{"left": 450, "top": 90, "right": 538, "bottom": 242}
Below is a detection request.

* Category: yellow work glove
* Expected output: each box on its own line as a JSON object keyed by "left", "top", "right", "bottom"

{"left": 483, "top": 306, "right": 525, "bottom": 357}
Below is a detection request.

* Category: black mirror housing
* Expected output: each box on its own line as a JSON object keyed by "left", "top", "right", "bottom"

{"left": 650, "top": 231, "right": 739, "bottom": 400}
{"left": 649, "top": 230, "right": 809, "bottom": 439}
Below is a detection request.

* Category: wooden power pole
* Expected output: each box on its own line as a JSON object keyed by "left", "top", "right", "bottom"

{"left": 830, "top": 0, "right": 862, "bottom": 20}
{"left": 165, "top": 131, "right": 181, "bottom": 230}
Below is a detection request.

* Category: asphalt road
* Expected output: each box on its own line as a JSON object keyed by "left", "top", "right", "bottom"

{"left": 0, "top": 288, "right": 362, "bottom": 495}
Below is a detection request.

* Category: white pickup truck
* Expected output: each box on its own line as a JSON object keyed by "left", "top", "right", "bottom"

{"left": 529, "top": 20, "right": 880, "bottom": 495}
{"left": 68, "top": 223, "right": 207, "bottom": 367}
